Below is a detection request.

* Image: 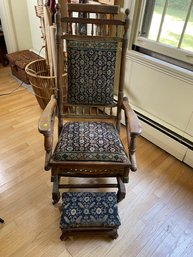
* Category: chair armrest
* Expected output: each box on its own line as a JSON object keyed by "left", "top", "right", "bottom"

{"left": 122, "top": 97, "right": 142, "bottom": 136}
{"left": 38, "top": 95, "right": 57, "bottom": 170}
{"left": 122, "top": 96, "right": 142, "bottom": 171}
{"left": 38, "top": 95, "right": 57, "bottom": 135}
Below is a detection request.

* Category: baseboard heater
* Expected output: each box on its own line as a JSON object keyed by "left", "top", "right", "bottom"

{"left": 135, "top": 111, "right": 193, "bottom": 151}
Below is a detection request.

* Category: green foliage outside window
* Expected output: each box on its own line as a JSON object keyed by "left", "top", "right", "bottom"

{"left": 156, "top": 0, "right": 191, "bottom": 10}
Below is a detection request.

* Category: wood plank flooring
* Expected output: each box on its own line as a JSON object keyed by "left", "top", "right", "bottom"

{"left": 0, "top": 65, "right": 193, "bottom": 257}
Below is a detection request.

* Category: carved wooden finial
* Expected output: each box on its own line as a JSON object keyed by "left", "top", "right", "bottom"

{"left": 124, "top": 8, "right": 130, "bottom": 31}
{"left": 55, "top": 3, "right": 61, "bottom": 24}
{"left": 125, "top": 8, "right": 130, "bottom": 16}
{"left": 56, "top": 3, "right": 60, "bottom": 12}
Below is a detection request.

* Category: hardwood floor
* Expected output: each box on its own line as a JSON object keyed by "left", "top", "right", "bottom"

{"left": 0, "top": 64, "right": 193, "bottom": 257}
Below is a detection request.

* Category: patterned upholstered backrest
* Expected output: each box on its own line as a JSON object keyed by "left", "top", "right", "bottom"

{"left": 55, "top": 3, "right": 129, "bottom": 121}
{"left": 67, "top": 40, "right": 118, "bottom": 105}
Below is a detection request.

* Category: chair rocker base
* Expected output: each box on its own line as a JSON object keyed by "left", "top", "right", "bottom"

{"left": 51, "top": 175, "right": 126, "bottom": 204}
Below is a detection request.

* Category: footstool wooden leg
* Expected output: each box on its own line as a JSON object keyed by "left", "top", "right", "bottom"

{"left": 110, "top": 229, "right": 118, "bottom": 240}
{"left": 60, "top": 232, "right": 68, "bottom": 241}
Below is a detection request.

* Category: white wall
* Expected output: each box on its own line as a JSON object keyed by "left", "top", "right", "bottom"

{"left": 125, "top": 51, "right": 193, "bottom": 167}
{"left": 26, "top": 0, "right": 45, "bottom": 55}
{"left": 0, "top": 0, "right": 42, "bottom": 54}
{"left": 0, "top": 0, "right": 18, "bottom": 52}
{"left": 10, "top": 0, "right": 32, "bottom": 51}
{"left": 125, "top": 52, "right": 193, "bottom": 137}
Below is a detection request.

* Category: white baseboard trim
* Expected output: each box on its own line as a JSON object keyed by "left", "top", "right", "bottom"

{"left": 183, "top": 149, "right": 193, "bottom": 168}
{"left": 140, "top": 120, "right": 193, "bottom": 168}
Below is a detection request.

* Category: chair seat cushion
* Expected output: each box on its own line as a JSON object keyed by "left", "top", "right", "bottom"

{"left": 60, "top": 192, "right": 121, "bottom": 229}
{"left": 53, "top": 121, "right": 128, "bottom": 162}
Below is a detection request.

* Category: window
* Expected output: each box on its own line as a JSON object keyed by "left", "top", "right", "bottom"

{"left": 133, "top": 0, "right": 193, "bottom": 70}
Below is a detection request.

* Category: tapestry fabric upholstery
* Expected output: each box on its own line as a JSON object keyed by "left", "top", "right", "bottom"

{"left": 53, "top": 121, "right": 128, "bottom": 162}
{"left": 60, "top": 192, "right": 121, "bottom": 228}
{"left": 67, "top": 40, "right": 117, "bottom": 105}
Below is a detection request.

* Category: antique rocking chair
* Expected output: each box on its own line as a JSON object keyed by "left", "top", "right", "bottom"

{"left": 38, "top": 3, "right": 141, "bottom": 205}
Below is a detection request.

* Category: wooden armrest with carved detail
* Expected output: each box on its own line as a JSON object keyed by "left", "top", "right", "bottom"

{"left": 38, "top": 95, "right": 57, "bottom": 134}
{"left": 122, "top": 96, "right": 142, "bottom": 171}
{"left": 38, "top": 95, "right": 57, "bottom": 170}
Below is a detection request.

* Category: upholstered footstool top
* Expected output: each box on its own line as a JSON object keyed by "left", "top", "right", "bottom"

{"left": 60, "top": 192, "right": 121, "bottom": 229}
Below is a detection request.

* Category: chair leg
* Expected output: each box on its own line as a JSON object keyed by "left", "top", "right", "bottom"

{"left": 123, "top": 167, "right": 130, "bottom": 183}
{"left": 0, "top": 218, "right": 4, "bottom": 223}
{"left": 123, "top": 177, "right": 129, "bottom": 183}
{"left": 117, "top": 177, "right": 126, "bottom": 202}
{"left": 51, "top": 175, "right": 60, "bottom": 204}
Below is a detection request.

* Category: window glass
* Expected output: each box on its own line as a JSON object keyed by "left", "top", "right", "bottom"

{"left": 181, "top": 7, "right": 193, "bottom": 52}
{"left": 135, "top": 0, "right": 193, "bottom": 68}
{"left": 139, "top": 0, "right": 193, "bottom": 52}
{"left": 159, "top": 0, "right": 192, "bottom": 47}
{"left": 148, "top": 0, "right": 165, "bottom": 41}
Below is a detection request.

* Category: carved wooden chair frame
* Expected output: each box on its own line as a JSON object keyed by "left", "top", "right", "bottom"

{"left": 38, "top": 3, "right": 141, "bottom": 204}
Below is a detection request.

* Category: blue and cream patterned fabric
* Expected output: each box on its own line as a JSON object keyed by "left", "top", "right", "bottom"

{"left": 67, "top": 40, "right": 117, "bottom": 105}
{"left": 60, "top": 192, "right": 121, "bottom": 228}
{"left": 53, "top": 121, "right": 128, "bottom": 162}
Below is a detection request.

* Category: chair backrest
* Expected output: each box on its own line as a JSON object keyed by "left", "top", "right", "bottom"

{"left": 55, "top": 3, "right": 130, "bottom": 133}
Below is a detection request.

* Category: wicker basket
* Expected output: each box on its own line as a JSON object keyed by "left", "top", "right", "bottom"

{"left": 25, "top": 59, "right": 56, "bottom": 109}
{"left": 25, "top": 59, "right": 59, "bottom": 109}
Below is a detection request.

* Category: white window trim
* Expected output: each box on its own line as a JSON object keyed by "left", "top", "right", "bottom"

{"left": 126, "top": 50, "right": 193, "bottom": 85}
{"left": 135, "top": 37, "right": 193, "bottom": 65}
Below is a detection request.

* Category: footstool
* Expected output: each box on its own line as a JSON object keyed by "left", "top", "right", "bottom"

{"left": 60, "top": 192, "right": 121, "bottom": 240}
